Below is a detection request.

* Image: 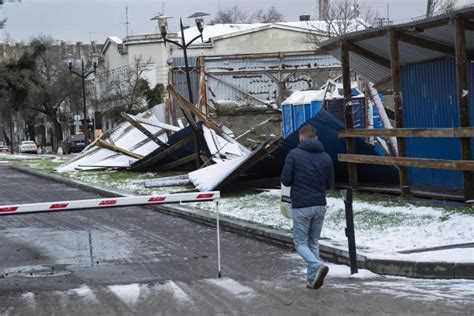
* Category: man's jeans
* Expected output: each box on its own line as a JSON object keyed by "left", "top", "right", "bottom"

{"left": 292, "top": 205, "right": 326, "bottom": 283}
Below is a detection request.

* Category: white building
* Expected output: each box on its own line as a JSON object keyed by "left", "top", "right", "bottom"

{"left": 93, "top": 17, "right": 338, "bottom": 133}
{"left": 96, "top": 19, "right": 326, "bottom": 106}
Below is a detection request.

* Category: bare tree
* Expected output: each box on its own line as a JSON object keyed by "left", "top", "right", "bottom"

{"left": 210, "top": 6, "right": 249, "bottom": 24}
{"left": 426, "top": 0, "right": 456, "bottom": 17}
{"left": 307, "top": 0, "right": 378, "bottom": 44}
{"left": 29, "top": 36, "right": 82, "bottom": 150}
{"left": 251, "top": 6, "right": 284, "bottom": 23}
{"left": 100, "top": 56, "right": 156, "bottom": 118}
{"left": 0, "top": 0, "right": 22, "bottom": 29}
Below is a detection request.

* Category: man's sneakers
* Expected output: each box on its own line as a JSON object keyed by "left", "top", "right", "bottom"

{"left": 307, "top": 265, "right": 329, "bottom": 289}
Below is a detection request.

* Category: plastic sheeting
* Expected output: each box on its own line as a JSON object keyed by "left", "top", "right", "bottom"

{"left": 252, "top": 110, "right": 400, "bottom": 185}
{"left": 55, "top": 104, "right": 169, "bottom": 172}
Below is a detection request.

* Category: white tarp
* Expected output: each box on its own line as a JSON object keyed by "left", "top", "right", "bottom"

{"left": 189, "top": 155, "right": 248, "bottom": 192}
{"left": 55, "top": 104, "right": 177, "bottom": 172}
{"left": 202, "top": 126, "right": 249, "bottom": 164}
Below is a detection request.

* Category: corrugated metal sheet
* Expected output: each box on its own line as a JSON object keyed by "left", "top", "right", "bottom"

{"left": 401, "top": 59, "right": 463, "bottom": 189}
{"left": 205, "top": 54, "right": 340, "bottom": 73}
{"left": 320, "top": 6, "right": 474, "bottom": 84}
{"left": 328, "top": 48, "right": 391, "bottom": 86}
{"left": 170, "top": 57, "right": 200, "bottom": 102}
{"left": 172, "top": 70, "right": 200, "bottom": 103}
{"left": 204, "top": 54, "right": 340, "bottom": 105}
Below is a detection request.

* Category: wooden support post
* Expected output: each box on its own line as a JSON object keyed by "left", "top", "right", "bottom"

{"left": 122, "top": 113, "right": 170, "bottom": 149}
{"left": 96, "top": 139, "right": 144, "bottom": 160}
{"left": 454, "top": 17, "right": 474, "bottom": 204}
{"left": 389, "top": 30, "right": 410, "bottom": 197}
{"left": 167, "top": 64, "right": 177, "bottom": 126}
{"left": 199, "top": 56, "right": 208, "bottom": 115}
{"left": 341, "top": 40, "right": 358, "bottom": 188}
{"left": 339, "top": 154, "right": 474, "bottom": 171}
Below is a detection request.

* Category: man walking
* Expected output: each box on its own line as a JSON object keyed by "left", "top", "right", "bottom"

{"left": 281, "top": 125, "right": 334, "bottom": 289}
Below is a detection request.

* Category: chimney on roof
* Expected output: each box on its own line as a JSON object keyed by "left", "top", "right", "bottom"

{"left": 300, "top": 15, "right": 311, "bottom": 21}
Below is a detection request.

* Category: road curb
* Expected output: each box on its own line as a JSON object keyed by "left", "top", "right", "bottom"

{"left": 9, "top": 164, "right": 474, "bottom": 280}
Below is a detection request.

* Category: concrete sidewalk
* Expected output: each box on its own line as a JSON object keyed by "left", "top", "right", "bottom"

{"left": 8, "top": 164, "right": 474, "bottom": 280}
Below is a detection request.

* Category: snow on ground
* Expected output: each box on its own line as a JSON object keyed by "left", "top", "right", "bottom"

{"left": 66, "top": 285, "right": 96, "bottom": 302}
{"left": 108, "top": 283, "right": 142, "bottom": 305}
{"left": 372, "top": 248, "right": 474, "bottom": 263}
{"left": 0, "top": 153, "right": 64, "bottom": 161}
{"left": 286, "top": 253, "right": 474, "bottom": 304}
{"left": 283, "top": 253, "right": 378, "bottom": 280}
{"left": 194, "top": 189, "right": 474, "bottom": 262}
{"left": 160, "top": 281, "right": 193, "bottom": 303}
{"left": 206, "top": 278, "right": 256, "bottom": 298}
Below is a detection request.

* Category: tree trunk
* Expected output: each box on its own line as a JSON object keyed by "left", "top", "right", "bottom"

{"left": 50, "top": 114, "right": 63, "bottom": 152}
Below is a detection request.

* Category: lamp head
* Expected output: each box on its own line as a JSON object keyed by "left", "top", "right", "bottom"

{"left": 187, "top": 12, "right": 209, "bottom": 34}
{"left": 152, "top": 14, "right": 173, "bottom": 39}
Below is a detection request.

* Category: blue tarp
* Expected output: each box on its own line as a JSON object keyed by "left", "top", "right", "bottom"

{"left": 131, "top": 125, "right": 198, "bottom": 171}
{"left": 253, "top": 110, "right": 400, "bottom": 185}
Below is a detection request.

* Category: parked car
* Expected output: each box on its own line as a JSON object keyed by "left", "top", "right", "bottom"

{"left": 62, "top": 135, "right": 86, "bottom": 154}
{"left": 0, "top": 143, "right": 10, "bottom": 153}
{"left": 18, "top": 140, "right": 38, "bottom": 154}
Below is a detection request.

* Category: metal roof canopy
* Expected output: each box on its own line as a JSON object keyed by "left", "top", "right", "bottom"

{"left": 318, "top": 6, "right": 474, "bottom": 85}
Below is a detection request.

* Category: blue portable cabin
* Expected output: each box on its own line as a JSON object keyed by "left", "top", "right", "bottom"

{"left": 282, "top": 90, "right": 325, "bottom": 138}
{"left": 282, "top": 85, "right": 377, "bottom": 138}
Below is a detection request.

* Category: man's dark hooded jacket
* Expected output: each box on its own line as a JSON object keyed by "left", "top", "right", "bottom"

{"left": 281, "top": 138, "right": 334, "bottom": 208}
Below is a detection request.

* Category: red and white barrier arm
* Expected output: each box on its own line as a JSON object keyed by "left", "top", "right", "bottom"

{"left": 0, "top": 191, "right": 220, "bottom": 216}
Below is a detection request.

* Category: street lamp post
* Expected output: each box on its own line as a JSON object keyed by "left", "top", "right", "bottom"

{"left": 153, "top": 13, "right": 209, "bottom": 169}
{"left": 69, "top": 59, "right": 97, "bottom": 147}
{"left": 154, "top": 12, "right": 209, "bottom": 105}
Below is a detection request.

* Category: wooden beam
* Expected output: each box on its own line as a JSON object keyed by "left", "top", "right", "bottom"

{"left": 122, "top": 113, "right": 170, "bottom": 149}
{"left": 199, "top": 56, "right": 208, "bottom": 115}
{"left": 96, "top": 139, "right": 144, "bottom": 160}
{"left": 454, "top": 17, "right": 474, "bottom": 203}
{"left": 169, "top": 85, "right": 215, "bottom": 132}
{"left": 347, "top": 41, "right": 391, "bottom": 68}
{"left": 168, "top": 84, "right": 239, "bottom": 147}
{"left": 338, "top": 154, "right": 474, "bottom": 171}
{"left": 398, "top": 32, "right": 455, "bottom": 56}
{"left": 389, "top": 30, "right": 410, "bottom": 196}
{"left": 341, "top": 39, "right": 358, "bottom": 188}
{"left": 156, "top": 154, "right": 197, "bottom": 171}
{"left": 397, "top": 17, "right": 450, "bottom": 33}
{"left": 338, "top": 127, "right": 474, "bottom": 138}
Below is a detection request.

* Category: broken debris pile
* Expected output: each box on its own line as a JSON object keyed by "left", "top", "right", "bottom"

{"left": 56, "top": 83, "right": 399, "bottom": 194}
{"left": 55, "top": 104, "right": 175, "bottom": 172}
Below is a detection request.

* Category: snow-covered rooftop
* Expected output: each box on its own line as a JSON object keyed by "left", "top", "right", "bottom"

{"left": 181, "top": 20, "right": 327, "bottom": 45}
{"left": 108, "top": 36, "right": 123, "bottom": 45}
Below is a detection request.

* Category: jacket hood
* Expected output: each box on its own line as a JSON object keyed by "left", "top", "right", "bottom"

{"left": 298, "top": 138, "right": 325, "bottom": 153}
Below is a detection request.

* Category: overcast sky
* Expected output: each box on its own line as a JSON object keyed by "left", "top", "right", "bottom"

{"left": 1, "top": 0, "right": 473, "bottom": 44}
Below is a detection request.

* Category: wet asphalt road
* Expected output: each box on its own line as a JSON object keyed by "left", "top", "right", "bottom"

{"left": 0, "top": 164, "right": 473, "bottom": 315}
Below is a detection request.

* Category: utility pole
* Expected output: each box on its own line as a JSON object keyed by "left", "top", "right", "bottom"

{"left": 125, "top": 6, "right": 130, "bottom": 37}
{"left": 426, "top": 0, "right": 434, "bottom": 17}
{"left": 69, "top": 60, "right": 97, "bottom": 147}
